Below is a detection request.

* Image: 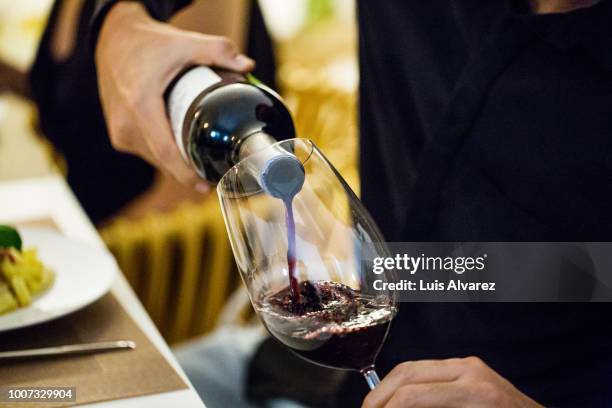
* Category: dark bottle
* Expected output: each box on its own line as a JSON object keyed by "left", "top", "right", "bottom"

{"left": 166, "top": 66, "right": 297, "bottom": 183}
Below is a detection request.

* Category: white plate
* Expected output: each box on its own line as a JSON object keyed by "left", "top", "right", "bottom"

{"left": 0, "top": 228, "right": 118, "bottom": 332}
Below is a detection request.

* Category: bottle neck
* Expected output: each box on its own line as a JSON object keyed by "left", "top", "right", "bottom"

{"left": 236, "top": 131, "right": 277, "bottom": 163}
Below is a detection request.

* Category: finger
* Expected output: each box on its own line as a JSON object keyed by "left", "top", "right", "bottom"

{"left": 195, "top": 182, "right": 211, "bottom": 194}
{"left": 186, "top": 34, "right": 255, "bottom": 72}
{"left": 363, "top": 360, "right": 467, "bottom": 408}
{"left": 384, "top": 383, "right": 465, "bottom": 408}
{"left": 137, "top": 97, "right": 201, "bottom": 186}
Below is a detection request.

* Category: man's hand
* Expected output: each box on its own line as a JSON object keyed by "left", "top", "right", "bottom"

{"left": 95, "top": 2, "right": 254, "bottom": 191}
{"left": 363, "top": 357, "right": 543, "bottom": 408}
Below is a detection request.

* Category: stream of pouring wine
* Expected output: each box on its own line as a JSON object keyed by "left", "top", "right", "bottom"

{"left": 259, "top": 152, "right": 306, "bottom": 311}
{"left": 283, "top": 197, "right": 300, "bottom": 307}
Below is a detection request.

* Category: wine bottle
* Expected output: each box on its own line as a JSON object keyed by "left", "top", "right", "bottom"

{"left": 166, "top": 66, "right": 300, "bottom": 185}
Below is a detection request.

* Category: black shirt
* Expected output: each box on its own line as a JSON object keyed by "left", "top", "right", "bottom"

{"left": 356, "top": 1, "right": 612, "bottom": 407}
{"left": 92, "top": 1, "right": 612, "bottom": 406}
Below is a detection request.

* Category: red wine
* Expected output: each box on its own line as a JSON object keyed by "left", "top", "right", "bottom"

{"left": 257, "top": 280, "right": 396, "bottom": 371}
{"left": 284, "top": 198, "right": 300, "bottom": 307}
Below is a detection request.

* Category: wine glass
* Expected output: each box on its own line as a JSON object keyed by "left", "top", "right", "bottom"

{"left": 217, "top": 138, "right": 397, "bottom": 389}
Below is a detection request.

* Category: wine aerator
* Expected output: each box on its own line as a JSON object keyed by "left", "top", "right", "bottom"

{"left": 259, "top": 154, "right": 305, "bottom": 200}
{"left": 238, "top": 132, "right": 305, "bottom": 199}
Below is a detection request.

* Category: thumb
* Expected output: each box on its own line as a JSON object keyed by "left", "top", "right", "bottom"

{"left": 187, "top": 34, "right": 255, "bottom": 72}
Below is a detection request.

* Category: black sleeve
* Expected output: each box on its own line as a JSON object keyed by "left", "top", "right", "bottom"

{"left": 247, "top": 338, "right": 348, "bottom": 407}
{"left": 90, "top": 0, "right": 193, "bottom": 50}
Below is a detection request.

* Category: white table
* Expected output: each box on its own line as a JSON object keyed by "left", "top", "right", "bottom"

{"left": 0, "top": 175, "right": 206, "bottom": 408}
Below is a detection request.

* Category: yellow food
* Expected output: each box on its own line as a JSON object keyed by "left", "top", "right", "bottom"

{"left": 0, "top": 283, "right": 18, "bottom": 314}
{"left": 0, "top": 247, "right": 55, "bottom": 314}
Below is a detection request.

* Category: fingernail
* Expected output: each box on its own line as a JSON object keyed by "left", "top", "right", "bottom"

{"left": 195, "top": 182, "right": 210, "bottom": 194}
{"left": 235, "top": 54, "right": 254, "bottom": 69}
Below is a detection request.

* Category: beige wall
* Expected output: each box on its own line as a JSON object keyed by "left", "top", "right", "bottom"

{"left": 171, "top": 0, "right": 249, "bottom": 51}
{"left": 0, "top": 96, "right": 56, "bottom": 181}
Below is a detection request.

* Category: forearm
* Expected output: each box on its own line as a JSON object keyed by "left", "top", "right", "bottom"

{"left": 90, "top": 0, "right": 193, "bottom": 49}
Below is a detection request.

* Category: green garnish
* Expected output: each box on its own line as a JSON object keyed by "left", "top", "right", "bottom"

{"left": 0, "top": 225, "right": 22, "bottom": 251}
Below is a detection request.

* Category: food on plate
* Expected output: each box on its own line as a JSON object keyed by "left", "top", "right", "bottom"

{"left": 0, "top": 226, "right": 55, "bottom": 314}
{"left": 0, "top": 225, "right": 22, "bottom": 251}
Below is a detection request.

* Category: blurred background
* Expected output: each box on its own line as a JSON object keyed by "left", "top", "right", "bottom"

{"left": 0, "top": 0, "right": 358, "bottom": 344}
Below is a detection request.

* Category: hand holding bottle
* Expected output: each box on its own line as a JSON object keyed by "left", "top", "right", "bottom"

{"left": 95, "top": 2, "right": 255, "bottom": 191}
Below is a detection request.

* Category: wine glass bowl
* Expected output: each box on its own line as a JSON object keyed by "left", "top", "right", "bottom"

{"left": 217, "top": 138, "right": 397, "bottom": 388}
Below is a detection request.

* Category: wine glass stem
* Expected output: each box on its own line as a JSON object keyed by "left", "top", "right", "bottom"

{"left": 361, "top": 366, "right": 381, "bottom": 389}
